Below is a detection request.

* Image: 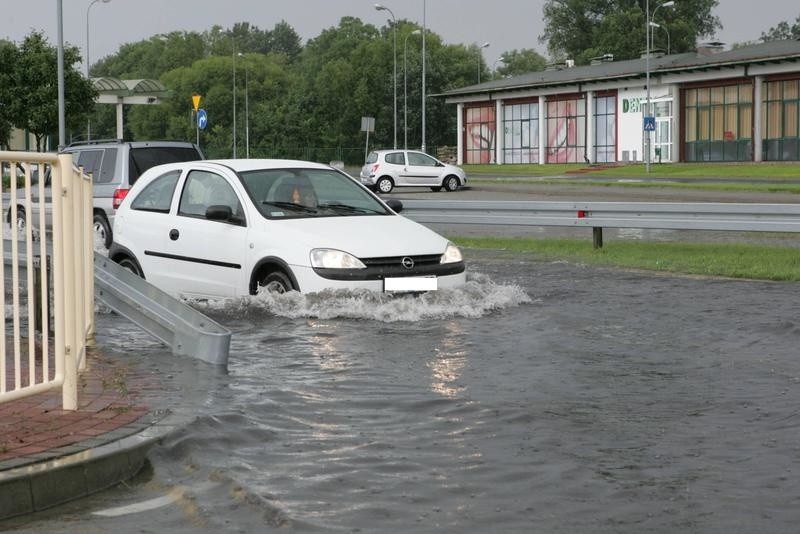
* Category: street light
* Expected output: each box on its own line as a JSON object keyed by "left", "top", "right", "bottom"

{"left": 404, "top": 30, "right": 421, "bottom": 149}
{"left": 232, "top": 43, "right": 237, "bottom": 158}
{"left": 421, "top": 0, "right": 426, "bottom": 152}
{"left": 645, "top": 0, "right": 674, "bottom": 172}
{"left": 649, "top": 22, "right": 671, "bottom": 54}
{"left": 375, "top": 4, "right": 398, "bottom": 149}
{"left": 238, "top": 53, "right": 249, "bottom": 158}
{"left": 86, "top": 0, "right": 111, "bottom": 77}
{"left": 477, "top": 42, "right": 490, "bottom": 84}
{"left": 492, "top": 57, "right": 504, "bottom": 80}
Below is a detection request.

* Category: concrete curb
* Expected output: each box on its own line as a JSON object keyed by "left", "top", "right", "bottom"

{"left": 0, "top": 411, "right": 191, "bottom": 521}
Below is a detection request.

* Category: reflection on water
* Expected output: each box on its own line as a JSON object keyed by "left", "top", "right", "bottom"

{"left": 429, "top": 321, "right": 468, "bottom": 397}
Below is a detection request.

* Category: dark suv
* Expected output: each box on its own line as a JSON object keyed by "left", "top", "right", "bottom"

{"left": 63, "top": 139, "right": 204, "bottom": 247}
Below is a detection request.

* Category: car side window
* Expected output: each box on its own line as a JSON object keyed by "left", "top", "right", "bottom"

{"left": 178, "top": 170, "right": 244, "bottom": 225}
{"left": 96, "top": 148, "right": 118, "bottom": 183}
{"left": 407, "top": 152, "right": 437, "bottom": 166}
{"left": 131, "top": 171, "right": 180, "bottom": 213}
{"left": 385, "top": 152, "right": 405, "bottom": 165}
{"left": 76, "top": 150, "right": 103, "bottom": 180}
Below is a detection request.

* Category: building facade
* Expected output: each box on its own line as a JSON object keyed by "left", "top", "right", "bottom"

{"left": 443, "top": 40, "right": 800, "bottom": 165}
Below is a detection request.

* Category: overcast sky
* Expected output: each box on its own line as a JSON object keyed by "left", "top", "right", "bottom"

{"left": 3, "top": 0, "right": 799, "bottom": 71}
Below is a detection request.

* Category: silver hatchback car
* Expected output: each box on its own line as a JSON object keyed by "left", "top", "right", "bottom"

{"left": 360, "top": 149, "right": 467, "bottom": 193}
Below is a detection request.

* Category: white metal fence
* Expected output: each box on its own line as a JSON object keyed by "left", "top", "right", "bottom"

{"left": 1, "top": 151, "right": 94, "bottom": 410}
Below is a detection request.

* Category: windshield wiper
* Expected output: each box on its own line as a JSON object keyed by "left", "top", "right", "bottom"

{"left": 317, "top": 203, "right": 384, "bottom": 214}
{"left": 261, "top": 201, "right": 318, "bottom": 214}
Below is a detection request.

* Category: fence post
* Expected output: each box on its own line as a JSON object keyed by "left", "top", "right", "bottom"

{"left": 592, "top": 227, "right": 603, "bottom": 249}
{"left": 58, "top": 153, "right": 78, "bottom": 410}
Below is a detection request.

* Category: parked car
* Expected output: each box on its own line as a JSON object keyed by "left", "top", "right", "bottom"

{"left": 109, "top": 159, "right": 466, "bottom": 298}
{"left": 359, "top": 149, "right": 467, "bottom": 193}
{"left": 7, "top": 139, "right": 204, "bottom": 248}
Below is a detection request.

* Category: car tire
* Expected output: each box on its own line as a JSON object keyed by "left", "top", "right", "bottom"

{"left": 93, "top": 213, "right": 112, "bottom": 249}
{"left": 117, "top": 256, "right": 145, "bottom": 279}
{"left": 376, "top": 177, "right": 394, "bottom": 194}
{"left": 9, "top": 206, "right": 26, "bottom": 231}
{"left": 430, "top": 186, "right": 442, "bottom": 192}
{"left": 259, "top": 271, "right": 294, "bottom": 294}
{"left": 443, "top": 175, "right": 460, "bottom": 192}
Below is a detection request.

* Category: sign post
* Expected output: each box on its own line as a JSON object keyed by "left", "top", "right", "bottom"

{"left": 192, "top": 94, "right": 202, "bottom": 146}
{"left": 361, "top": 116, "right": 375, "bottom": 163}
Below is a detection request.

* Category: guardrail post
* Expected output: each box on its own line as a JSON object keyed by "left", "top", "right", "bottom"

{"left": 592, "top": 227, "right": 603, "bottom": 249}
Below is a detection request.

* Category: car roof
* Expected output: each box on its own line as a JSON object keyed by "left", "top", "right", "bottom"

{"left": 63, "top": 139, "right": 199, "bottom": 151}
{"left": 153, "top": 159, "right": 336, "bottom": 172}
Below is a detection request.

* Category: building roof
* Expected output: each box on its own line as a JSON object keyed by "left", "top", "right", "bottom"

{"left": 442, "top": 39, "right": 800, "bottom": 100}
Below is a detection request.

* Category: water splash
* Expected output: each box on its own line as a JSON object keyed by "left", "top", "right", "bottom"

{"left": 194, "top": 272, "right": 531, "bottom": 322}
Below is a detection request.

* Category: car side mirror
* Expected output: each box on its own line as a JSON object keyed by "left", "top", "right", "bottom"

{"left": 385, "top": 199, "right": 403, "bottom": 213}
{"left": 206, "top": 204, "right": 233, "bottom": 221}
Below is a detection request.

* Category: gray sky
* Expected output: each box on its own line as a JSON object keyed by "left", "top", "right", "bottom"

{"left": 3, "top": 0, "right": 799, "bottom": 71}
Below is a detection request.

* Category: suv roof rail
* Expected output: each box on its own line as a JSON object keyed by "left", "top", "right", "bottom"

{"left": 66, "top": 138, "right": 124, "bottom": 147}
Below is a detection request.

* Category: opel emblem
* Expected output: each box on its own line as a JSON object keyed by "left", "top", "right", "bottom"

{"left": 401, "top": 257, "right": 414, "bottom": 269}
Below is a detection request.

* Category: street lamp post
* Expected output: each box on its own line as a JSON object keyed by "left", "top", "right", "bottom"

{"left": 404, "top": 30, "right": 421, "bottom": 149}
{"left": 421, "top": 0, "right": 426, "bottom": 152}
{"left": 650, "top": 22, "right": 671, "bottom": 54}
{"left": 232, "top": 44, "right": 237, "bottom": 158}
{"left": 375, "top": 4, "right": 397, "bottom": 149}
{"left": 238, "top": 53, "right": 249, "bottom": 158}
{"left": 86, "top": 0, "right": 110, "bottom": 77}
{"left": 477, "top": 42, "right": 490, "bottom": 84}
{"left": 645, "top": 0, "right": 674, "bottom": 173}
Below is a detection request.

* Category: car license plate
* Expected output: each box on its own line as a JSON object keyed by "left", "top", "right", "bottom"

{"left": 384, "top": 276, "right": 437, "bottom": 292}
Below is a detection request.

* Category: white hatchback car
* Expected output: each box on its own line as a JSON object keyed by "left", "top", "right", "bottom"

{"left": 360, "top": 150, "right": 467, "bottom": 193}
{"left": 109, "top": 159, "right": 466, "bottom": 298}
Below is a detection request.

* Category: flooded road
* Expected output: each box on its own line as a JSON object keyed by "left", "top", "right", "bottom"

{"left": 7, "top": 248, "right": 800, "bottom": 533}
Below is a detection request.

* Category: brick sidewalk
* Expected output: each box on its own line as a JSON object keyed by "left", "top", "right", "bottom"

{"left": 0, "top": 346, "right": 158, "bottom": 469}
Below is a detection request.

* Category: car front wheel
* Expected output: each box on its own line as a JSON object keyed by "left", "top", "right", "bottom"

{"left": 376, "top": 177, "right": 394, "bottom": 194}
{"left": 93, "top": 213, "right": 112, "bottom": 249}
{"left": 259, "top": 271, "right": 294, "bottom": 294}
{"left": 443, "top": 175, "right": 460, "bottom": 192}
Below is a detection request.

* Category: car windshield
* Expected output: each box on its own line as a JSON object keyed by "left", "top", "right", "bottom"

{"left": 239, "top": 167, "right": 391, "bottom": 219}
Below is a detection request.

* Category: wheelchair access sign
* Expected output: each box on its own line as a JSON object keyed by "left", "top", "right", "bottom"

{"left": 643, "top": 116, "right": 656, "bottom": 132}
{"left": 197, "top": 109, "right": 208, "bottom": 130}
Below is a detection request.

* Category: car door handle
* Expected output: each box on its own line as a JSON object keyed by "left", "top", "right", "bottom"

{"left": 169, "top": 229, "right": 179, "bottom": 241}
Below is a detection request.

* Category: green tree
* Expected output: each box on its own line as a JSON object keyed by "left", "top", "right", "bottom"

{"left": 0, "top": 39, "right": 17, "bottom": 148}
{"left": 541, "top": 0, "right": 721, "bottom": 64}
{"left": 496, "top": 48, "right": 547, "bottom": 78}
{"left": 760, "top": 14, "right": 800, "bottom": 41}
{"left": 7, "top": 32, "right": 96, "bottom": 150}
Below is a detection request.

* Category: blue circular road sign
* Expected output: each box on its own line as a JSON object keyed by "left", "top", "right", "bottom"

{"left": 197, "top": 109, "right": 208, "bottom": 130}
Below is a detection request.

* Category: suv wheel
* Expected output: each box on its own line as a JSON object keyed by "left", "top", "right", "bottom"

{"left": 93, "top": 214, "right": 112, "bottom": 249}
{"left": 444, "top": 175, "right": 460, "bottom": 192}
{"left": 376, "top": 177, "right": 394, "bottom": 194}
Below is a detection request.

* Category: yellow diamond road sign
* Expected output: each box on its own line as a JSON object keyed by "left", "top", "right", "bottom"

{"left": 192, "top": 94, "right": 201, "bottom": 113}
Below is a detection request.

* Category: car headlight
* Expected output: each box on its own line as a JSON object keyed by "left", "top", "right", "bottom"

{"left": 440, "top": 243, "right": 463, "bottom": 264}
{"left": 310, "top": 248, "right": 366, "bottom": 269}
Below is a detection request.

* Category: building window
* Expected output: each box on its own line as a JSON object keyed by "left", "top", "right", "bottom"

{"left": 464, "top": 105, "right": 496, "bottom": 164}
{"left": 593, "top": 95, "right": 616, "bottom": 163}
{"left": 502, "top": 101, "right": 539, "bottom": 164}
{"left": 545, "top": 96, "right": 586, "bottom": 163}
{"left": 762, "top": 79, "right": 800, "bottom": 161}
{"left": 684, "top": 82, "right": 752, "bottom": 162}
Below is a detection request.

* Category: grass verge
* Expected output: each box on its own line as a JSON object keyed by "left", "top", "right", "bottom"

{"left": 453, "top": 236, "right": 800, "bottom": 282}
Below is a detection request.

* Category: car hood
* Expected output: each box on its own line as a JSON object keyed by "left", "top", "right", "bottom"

{"left": 269, "top": 214, "right": 450, "bottom": 259}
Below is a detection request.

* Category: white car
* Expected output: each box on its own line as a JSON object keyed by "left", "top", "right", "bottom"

{"left": 360, "top": 150, "right": 467, "bottom": 193}
{"left": 109, "top": 159, "right": 466, "bottom": 298}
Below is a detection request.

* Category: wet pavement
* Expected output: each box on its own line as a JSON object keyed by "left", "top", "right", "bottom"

{"left": 3, "top": 247, "right": 800, "bottom": 533}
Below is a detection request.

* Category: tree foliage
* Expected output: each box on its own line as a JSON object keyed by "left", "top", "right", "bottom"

{"left": 760, "top": 14, "right": 800, "bottom": 42}
{"left": 3, "top": 32, "right": 96, "bottom": 150}
{"left": 541, "top": 0, "right": 722, "bottom": 64}
{"left": 496, "top": 48, "right": 547, "bottom": 78}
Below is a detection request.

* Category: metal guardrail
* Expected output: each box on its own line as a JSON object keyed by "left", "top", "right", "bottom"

{"left": 1, "top": 152, "right": 93, "bottom": 410}
{"left": 94, "top": 254, "right": 230, "bottom": 367}
{"left": 400, "top": 200, "right": 800, "bottom": 248}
